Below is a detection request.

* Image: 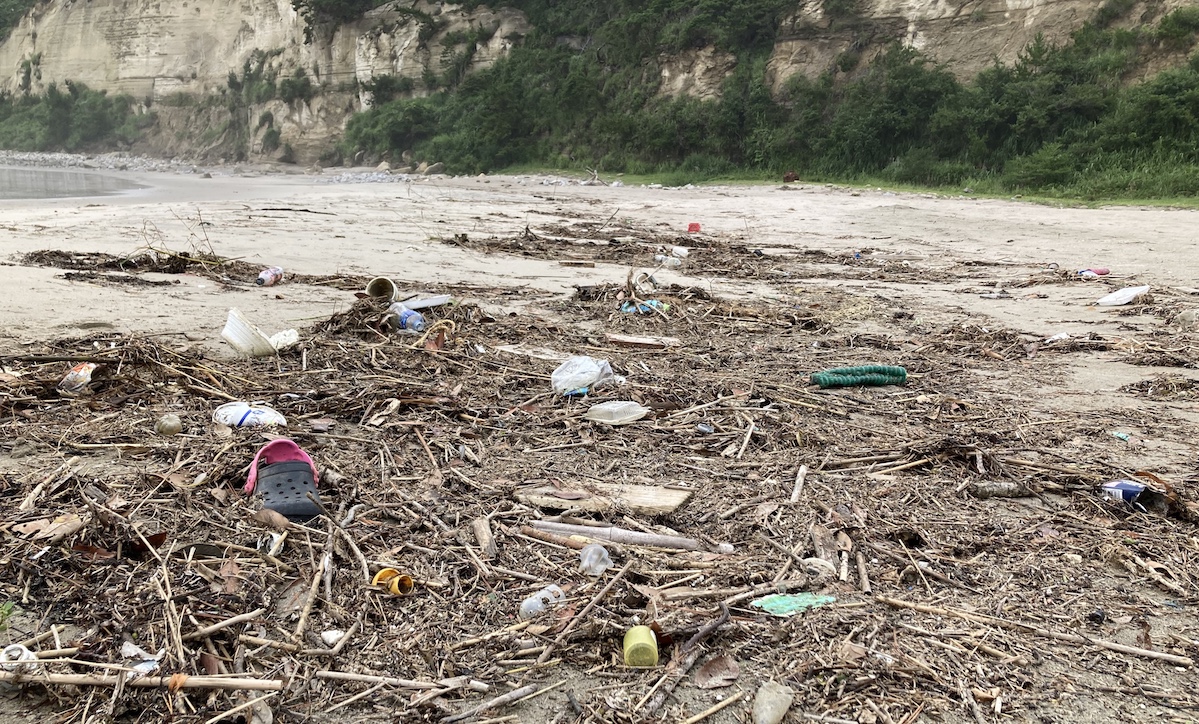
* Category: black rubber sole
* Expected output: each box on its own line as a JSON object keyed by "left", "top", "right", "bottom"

{"left": 257, "top": 461, "right": 323, "bottom": 522}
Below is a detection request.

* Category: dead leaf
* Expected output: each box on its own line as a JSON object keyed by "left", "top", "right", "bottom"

{"left": 273, "top": 578, "right": 309, "bottom": 617}
{"left": 252, "top": 509, "right": 292, "bottom": 530}
{"left": 424, "top": 329, "right": 446, "bottom": 351}
{"left": 199, "top": 651, "right": 220, "bottom": 675}
{"left": 16, "top": 513, "right": 87, "bottom": 543}
{"left": 218, "top": 559, "right": 243, "bottom": 594}
{"left": 838, "top": 640, "right": 868, "bottom": 663}
{"left": 694, "top": 654, "right": 740, "bottom": 689}
{"left": 71, "top": 544, "right": 116, "bottom": 560}
{"left": 422, "top": 468, "right": 444, "bottom": 488}
{"left": 754, "top": 502, "right": 780, "bottom": 520}
{"left": 126, "top": 532, "right": 169, "bottom": 559}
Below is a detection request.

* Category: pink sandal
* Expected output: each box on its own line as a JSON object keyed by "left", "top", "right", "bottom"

{"left": 245, "top": 439, "right": 322, "bottom": 521}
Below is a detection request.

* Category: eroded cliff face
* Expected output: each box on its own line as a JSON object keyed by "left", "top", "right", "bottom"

{"left": 0, "top": 0, "right": 528, "bottom": 162}
{"left": 0, "top": 0, "right": 1181, "bottom": 160}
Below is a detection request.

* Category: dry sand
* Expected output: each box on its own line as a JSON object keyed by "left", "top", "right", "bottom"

{"left": 1, "top": 165, "right": 1198, "bottom": 722}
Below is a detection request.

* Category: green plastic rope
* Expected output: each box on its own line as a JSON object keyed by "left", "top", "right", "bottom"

{"left": 811, "top": 365, "right": 907, "bottom": 389}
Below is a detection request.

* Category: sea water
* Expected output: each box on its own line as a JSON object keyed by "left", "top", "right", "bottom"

{"left": 0, "top": 165, "right": 143, "bottom": 200}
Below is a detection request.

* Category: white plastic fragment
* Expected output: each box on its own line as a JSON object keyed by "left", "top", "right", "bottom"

{"left": 584, "top": 400, "right": 650, "bottom": 425}
{"left": 221, "top": 308, "right": 299, "bottom": 357}
{"left": 1095, "top": 285, "right": 1150, "bottom": 307}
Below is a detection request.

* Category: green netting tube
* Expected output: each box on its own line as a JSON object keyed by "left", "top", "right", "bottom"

{"left": 811, "top": 365, "right": 907, "bottom": 388}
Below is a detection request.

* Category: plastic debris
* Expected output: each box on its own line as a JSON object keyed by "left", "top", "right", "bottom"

{"left": 811, "top": 365, "right": 907, "bottom": 388}
{"left": 583, "top": 400, "right": 650, "bottom": 426}
{"left": 753, "top": 681, "right": 795, "bottom": 724}
{"left": 0, "top": 644, "right": 38, "bottom": 674}
{"left": 59, "top": 362, "right": 97, "bottom": 396}
{"left": 256, "top": 266, "right": 284, "bottom": 286}
{"left": 212, "top": 401, "right": 287, "bottom": 428}
{"left": 623, "top": 625, "right": 658, "bottom": 667}
{"left": 620, "top": 300, "right": 670, "bottom": 315}
{"left": 687, "top": 223, "right": 701, "bottom": 233}
{"left": 1101, "top": 479, "right": 1173, "bottom": 515}
{"left": 371, "top": 568, "right": 415, "bottom": 596}
{"left": 519, "top": 584, "right": 565, "bottom": 620}
{"left": 749, "top": 592, "right": 836, "bottom": 617}
{"left": 386, "top": 303, "right": 426, "bottom": 332}
{"left": 220, "top": 308, "right": 299, "bottom": 357}
{"left": 551, "top": 356, "right": 622, "bottom": 396}
{"left": 579, "top": 543, "right": 613, "bottom": 576}
{"left": 1096, "top": 285, "right": 1150, "bottom": 307}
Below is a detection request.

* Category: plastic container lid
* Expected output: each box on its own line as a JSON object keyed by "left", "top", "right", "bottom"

{"left": 584, "top": 400, "right": 650, "bottom": 425}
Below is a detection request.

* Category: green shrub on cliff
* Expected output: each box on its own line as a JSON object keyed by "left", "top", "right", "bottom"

{"left": 0, "top": 0, "right": 36, "bottom": 41}
{"left": 0, "top": 82, "right": 147, "bottom": 151}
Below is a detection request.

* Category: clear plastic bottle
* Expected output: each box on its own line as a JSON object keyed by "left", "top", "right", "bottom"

{"left": 653, "top": 254, "right": 683, "bottom": 269}
{"left": 387, "top": 302, "right": 427, "bottom": 332}
{"left": 256, "top": 266, "right": 284, "bottom": 286}
{"left": 579, "top": 544, "right": 612, "bottom": 576}
{"left": 518, "top": 584, "right": 565, "bottom": 620}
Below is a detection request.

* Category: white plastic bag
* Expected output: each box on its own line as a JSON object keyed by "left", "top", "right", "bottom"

{"left": 551, "top": 356, "right": 621, "bottom": 395}
{"left": 584, "top": 400, "right": 650, "bottom": 425}
{"left": 1096, "top": 285, "right": 1149, "bottom": 307}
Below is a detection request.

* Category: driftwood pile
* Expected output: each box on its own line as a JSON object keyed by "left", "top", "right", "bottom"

{"left": 0, "top": 229, "right": 1197, "bottom": 723}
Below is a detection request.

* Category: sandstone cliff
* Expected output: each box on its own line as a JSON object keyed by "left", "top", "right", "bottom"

{"left": 0, "top": 0, "right": 528, "bottom": 162}
{"left": 0, "top": 0, "right": 1180, "bottom": 161}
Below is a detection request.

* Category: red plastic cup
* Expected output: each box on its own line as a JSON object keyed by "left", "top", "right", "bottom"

{"left": 687, "top": 223, "right": 701, "bottom": 233}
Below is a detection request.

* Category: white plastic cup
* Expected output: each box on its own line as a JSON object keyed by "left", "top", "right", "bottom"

{"left": 366, "top": 277, "right": 398, "bottom": 301}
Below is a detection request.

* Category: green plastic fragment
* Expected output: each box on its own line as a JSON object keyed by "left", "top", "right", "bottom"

{"left": 749, "top": 592, "right": 837, "bottom": 617}
{"left": 811, "top": 365, "right": 907, "bottom": 388}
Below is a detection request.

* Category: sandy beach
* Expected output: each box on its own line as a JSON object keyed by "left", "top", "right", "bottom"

{"left": 1, "top": 160, "right": 1197, "bottom": 722}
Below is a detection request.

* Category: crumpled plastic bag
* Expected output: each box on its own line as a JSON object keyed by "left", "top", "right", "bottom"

{"left": 551, "top": 356, "right": 623, "bottom": 395}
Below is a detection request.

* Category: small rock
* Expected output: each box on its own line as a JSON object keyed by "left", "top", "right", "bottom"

{"left": 395, "top": 166, "right": 413, "bottom": 174}
{"left": 200, "top": 172, "right": 212, "bottom": 179}
{"left": 375, "top": 161, "right": 391, "bottom": 172}
{"left": 424, "top": 162, "right": 445, "bottom": 175}
{"left": 1063, "top": 553, "right": 1083, "bottom": 564}
{"left": 416, "top": 161, "right": 429, "bottom": 173}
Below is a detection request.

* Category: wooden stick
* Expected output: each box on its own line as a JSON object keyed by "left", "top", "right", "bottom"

{"left": 789, "top": 465, "right": 808, "bottom": 503}
{"left": 183, "top": 608, "right": 267, "bottom": 641}
{"left": 868, "top": 458, "right": 931, "bottom": 475}
{"left": 294, "top": 550, "right": 331, "bottom": 642}
{"left": 324, "top": 682, "right": 385, "bottom": 713}
{"left": 520, "top": 526, "right": 586, "bottom": 550}
{"left": 855, "top": 550, "right": 872, "bottom": 594}
{"left": 316, "top": 670, "right": 489, "bottom": 692}
{"left": 201, "top": 692, "right": 278, "bottom": 724}
{"left": 0, "top": 671, "right": 283, "bottom": 690}
{"left": 473, "top": 517, "right": 497, "bottom": 559}
{"left": 681, "top": 690, "right": 745, "bottom": 724}
{"left": 532, "top": 521, "right": 704, "bottom": 551}
{"left": 536, "top": 560, "right": 633, "bottom": 665}
{"left": 877, "top": 596, "right": 1193, "bottom": 667}
{"left": 442, "top": 684, "right": 538, "bottom": 723}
